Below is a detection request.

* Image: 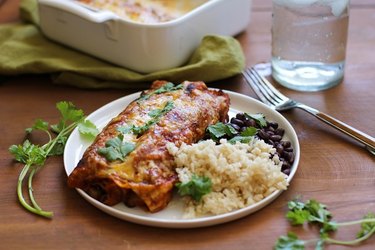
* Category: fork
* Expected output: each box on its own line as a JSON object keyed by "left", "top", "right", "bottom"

{"left": 242, "top": 65, "right": 375, "bottom": 155}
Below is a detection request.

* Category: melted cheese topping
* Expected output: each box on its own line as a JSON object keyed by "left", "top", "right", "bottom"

{"left": 77, "top": 0, "right": 209, "bottom": 23}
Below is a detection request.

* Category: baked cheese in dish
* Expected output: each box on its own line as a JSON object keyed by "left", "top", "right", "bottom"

{"left": 77, "top": 0, "right": 208, "bottom": 23}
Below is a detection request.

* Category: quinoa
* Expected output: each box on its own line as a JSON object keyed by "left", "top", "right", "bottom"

{"left": 167, "top": 138, "right": 289, "bottom": 218}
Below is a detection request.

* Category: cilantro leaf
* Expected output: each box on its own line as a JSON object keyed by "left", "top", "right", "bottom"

{"left": 228, "top": 126, "right": 257, "bottom": 144}
{"left": 206, "top": 122, "right": 237, "bottom": 141}
{"left": 129, "top": 124, "right": 149, "bottom": 136}
{"left": 357, "top": 213, "right": 375, "bottom": 239}
{"left": 26, "top": 119, "right": 49, "bottom": 133}
{"left": 51, "top": 101, "right": 84, "bottom": 133}
{"left": 286, "top": 200, "right": 312, "bottom": 225}
{"left": 274, "top": 232, "right": 305, "bottom": 250}
{"left": 287, "top": 200, "right": 333, "bottom": 225}
{"left": 78, "top": 119, "right": 99, "bottom": 140}
{"left": 154, "top": 83, "right": 183, "bottom": 95}
{"left": 137, "top": 83, "right": 183, "bottom": 102}
{"left": 57, "top": 101, "right": 84, "bottom": 123}
{"left": 244, "top": 113, "right": 267, "bottom": 127}
{"left": 286, "top": 199, "right": 337, "bottom": 234}
{"left": 228, "top": 136, "right": 253, "bottom": 144}
{"left": 117, "top": 126, "right": 133, "bottom": 134}
{"left": 9, "top": 140, "right": 46, "bottom": 166}
{"left": 98, "top": 134, "right": 135, "bottom": 162}
{"left": 176, "top": 175, "right": 212, "bottom": 201}
{"left": 148, "top": 109, "right": 161, "bottom": 118}
{"left": 241, "top": 126, "right": 257, "bottom": 136}
{"left": 305, "top": 200, "right": 333, "bottom": 226}
{"left": 118, "top": 123, "right": 153, "bottom": 136}
{"left": 118, "top": 101, "right": 174, "bottom": 136}
{"left": 148, "top": 101, "right": 174, "bottom": 118}
{"left": 286, "top": 209, "right": 312, "bottom": 225}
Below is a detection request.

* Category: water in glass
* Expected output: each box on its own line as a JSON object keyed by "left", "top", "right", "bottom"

{"left": 271, "top": 0, "right": 349, "bottom": 91}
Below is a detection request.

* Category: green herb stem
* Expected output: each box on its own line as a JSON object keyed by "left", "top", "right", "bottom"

{"left": 325, "top": 226, "right": 375, "bottom": 246}
{"left": 45, "top": 130, "right": 53, "bottom": 143}
{"left": 17, "top": 163, "right": 53, "bottom": 218}
{"left": 336, "top": 218, "right": 375, "bottom": 227}
{"left": 43, "top": 122, "right": 76, "bottom": 155}
{"left": 323, "top": 219, "right": 375, "bottom": 246}
{"left": 28, "top": 167, "right": 42, "bottom": 210}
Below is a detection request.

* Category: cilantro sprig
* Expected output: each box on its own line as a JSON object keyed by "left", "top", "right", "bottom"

{"left": 103, "top": 101, "right": 175, "bottom": 162}
{"left": 9, "top": 101, "right": 98, "bottom": 218}
{"left": 206, "top": 122, "right": 257, "bottom": 144}
{"left": 118, "top": 101, "right": 174, "bottom": 136}
{"left": 244, "top": 113, "right": 267, "bottom": 127}
{"left": 275, "top": 199, "right": 375, "bottom": 249}
{"left": 176, "top": 175, "right": 212, "bottom": 201}
{"left": 206, "top": 122, "right": 237, "bottom": 141}
{"left": 228, "top": 126, "right": 257, "bottom": 144}
{"left": 137, "top": 83, "right": 183, "bottom": 103}
{"left": 98, "top": 134, "right": 135, "bottom": 162}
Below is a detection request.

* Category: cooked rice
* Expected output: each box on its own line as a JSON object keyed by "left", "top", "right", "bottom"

{"left": 167, "top": 138, "right": 289, "bottom": 218}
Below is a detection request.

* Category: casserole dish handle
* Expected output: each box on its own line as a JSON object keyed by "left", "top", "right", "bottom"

{"left": 38, "top": 0, "right": 117, "bottom": 23}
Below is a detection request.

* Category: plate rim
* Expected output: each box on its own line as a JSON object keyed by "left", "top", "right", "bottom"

{"left": 63, "top": 89, "right": 300, "bottom": 228}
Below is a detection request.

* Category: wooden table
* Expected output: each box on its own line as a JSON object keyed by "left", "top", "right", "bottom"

{"left": 1, "top": 1, "right": 374, "bottom": 249}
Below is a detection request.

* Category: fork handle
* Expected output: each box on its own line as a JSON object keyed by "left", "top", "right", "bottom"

{"left": 298, "top": 105, "right": 375, "bottom": 153}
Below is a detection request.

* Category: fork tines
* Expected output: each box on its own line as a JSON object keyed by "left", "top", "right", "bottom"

{"left": 242, "top": 67, "right": 288, "bottom": 107}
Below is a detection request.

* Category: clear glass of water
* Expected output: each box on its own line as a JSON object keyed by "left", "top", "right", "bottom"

{"left": 271, "top": 0, "right": 350, "bottom": 91}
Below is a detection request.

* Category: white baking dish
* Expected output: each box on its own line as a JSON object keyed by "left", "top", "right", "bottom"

{"left": 38, "top": 0, "right": 251, "bottom": 73}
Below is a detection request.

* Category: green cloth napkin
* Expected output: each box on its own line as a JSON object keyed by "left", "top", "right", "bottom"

{"left": 0, "top": 0, "right": 245, "bottom": 89}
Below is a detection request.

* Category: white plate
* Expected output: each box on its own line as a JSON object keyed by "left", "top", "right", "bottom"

{"left": 64, "top": 90, "right": 300, "bottom": 228}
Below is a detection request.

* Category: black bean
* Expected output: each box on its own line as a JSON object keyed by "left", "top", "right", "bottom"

{"left": 275, "top": 128, "right": 285, "bottom": 136}
{"left": 281, "top": 141, "right": 291, "bottom": 148}
{"left": 243, "top": 119, "right": 251, "bottom": 127}
{"left": 230, "top": 118, "right": 245, "bottom": 127}
{"left": 268, "top": 121, "right": 279, "bottom": 130}
{"left": 270, "top": 134, "right": 282, "bottom": 142}
{"left": 276, "top": 144, "right": 284, "bottom": 155}
{"left": 257, "top": 129, "right": 269, "bottom": 140}
{"left": 267, "top": 140, "right": 276, "bottom": 147}
{"left": 284, "top": 147, "right": 293, "bottom": 152}
{"left": 267, "top": 130, "right": 275, "bottom": 136}
{"left": 281, "top": 161, "right": 290, "bottom": 170}
{"left": 230, "top": 123, "right": 241, "bottom": 131}
{"left": 267, "top": 126, "right": 275, "bottom": 132}
{"left": 282, "top": 151, "right": 291, "bottom": 161}
{"left": 282, "top": 168, "right": 291, "bottom": 175}
{"left": 236, "top": 113, "right": 246, "bottom": 120}
{"left": 244, "top": 119, "right": 256, "bottom": 127}
{"left": 288, "top": 152, "right": 295, "bottom": 163}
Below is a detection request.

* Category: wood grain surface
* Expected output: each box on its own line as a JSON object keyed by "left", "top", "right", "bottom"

{"left": 0, "top": 1, "right": 374, "bottom": 249}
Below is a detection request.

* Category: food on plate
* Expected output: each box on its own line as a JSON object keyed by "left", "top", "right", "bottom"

{"left": 209, "top": 112, "right": 295, "bottom": 175}
{"left": 168, "top": 138, "right": 288, "bottom": 218}
{"left": 67, "top": 80, "right": 230, "bottom": 213}
{"left": 77, "top": 0, "right": 208, "bottom": 23}
{"left": 167, "top": 111, "right": 294, "bottom": 218}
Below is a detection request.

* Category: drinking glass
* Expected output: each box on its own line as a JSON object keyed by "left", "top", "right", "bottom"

{"left": 271, "top": 0, "right": 350, "bottom": 91}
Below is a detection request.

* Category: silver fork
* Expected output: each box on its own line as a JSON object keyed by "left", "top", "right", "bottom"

{"left": 242, "top": 66, "right": 375, "bottom": 155}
